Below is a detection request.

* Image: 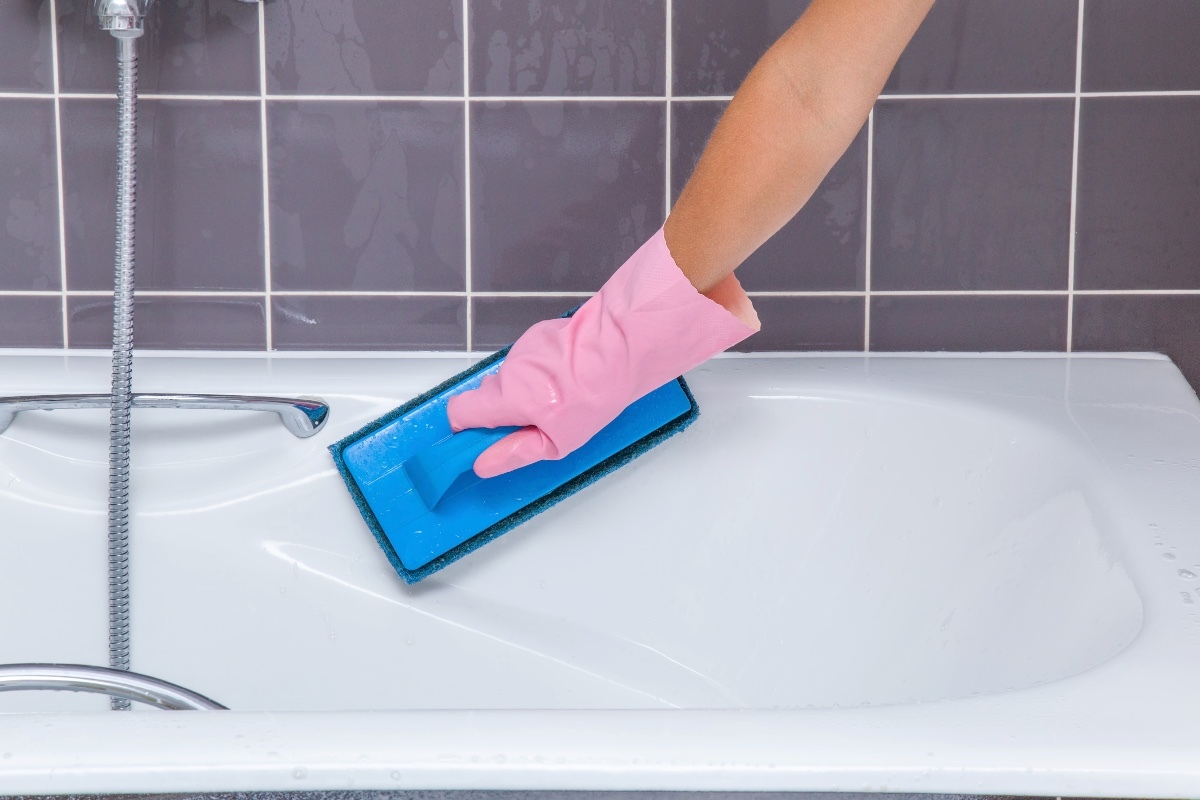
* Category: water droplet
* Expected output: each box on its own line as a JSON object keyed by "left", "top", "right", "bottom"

{"left": 279, "top": 585, "right": 287, "bottom": 595}
{"left": 406, "top": 637, "right": 415, "bottom": 646}
{"left": 1164, "top": 552, "right": 1177, "bottom": 560}
{"left": 1180, "top": 569, "right": 1197, "bottom": 580}
{"left": 391, "top": 770, "right": 402, "bottom": 781}
{"left": 1182, "top": 592, "right": 1194, "bottom": 605}
{"left": 538, "top": 580, "right": 546, "bottom": 589}
{"left": 293, "top": 767, "right": 307, "bottom": 779}
{"left": 2, "top": 753, "right": 10, "bottom": 759}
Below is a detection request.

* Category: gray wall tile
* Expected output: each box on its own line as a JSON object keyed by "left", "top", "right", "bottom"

{"left": 672, "top": 0, "right": 808, "bottom": 96}
{"left": 60, "top": 98, "right": 264, "bottom": 292}
{"left": 885, "top": 0, "right": 1078, "bottom": 95}
{"left": 272, "top": 296, "right": 466, "bottom": 350}
{"left": 471, "top": 0, "right": 665, "bottom": 96}
{"left": 871, "top": 295, "right": 1068, "bottom": 351}
{"left": 1076, "top": 97, "right": 1200, "bottom": 290}
{"left": 0, "top": 99, "right": 61, "bottom": 291}
{"left": 0, "top": 0, "right": 53, "bottom": 91}
{"left": 58, "top": 0, "right": 260, "bottom": 95}
{"left": 0, "top": 297, "right": 62, "bottom": 348}
{"left": 268, "top": 101, "right": 465, "bottom": 292}
{"left": 734, "top": 296, "right": 864, "bottom": 351}
{"left": 1074, "top": 294, "right": 1200, "bottom": 391}
{"left": 471, "top": 101, "right": 665, "bottom": 292}
{"left": 68, "top": 295, "right": 265, "bottom": 349}
{"left": 1083, "top": 0, "right": 1200, "bottom": 92}
{"left": 266, "top": 0, "right": 462, "bottom": 96}
{"left": 672, "top": 101, "right": 866, "bottom": 291}
{"left": 472, "top": 296, "right": 582, "bottom": 350}
{"left": 872, "top": 99, "right": 1075, "bottom": 291}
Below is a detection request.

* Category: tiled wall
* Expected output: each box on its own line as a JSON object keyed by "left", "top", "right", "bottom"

{"left": 1, "top": 0, "right": 1199, "bottom": 390}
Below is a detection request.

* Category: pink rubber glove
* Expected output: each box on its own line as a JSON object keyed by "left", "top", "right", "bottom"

{"left": 447, "top": 228, "right": 760, "bottom": 478}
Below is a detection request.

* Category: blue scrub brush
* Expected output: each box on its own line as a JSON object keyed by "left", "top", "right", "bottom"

{"left": 329, "top": 344, "right": 699, "bottom": 584}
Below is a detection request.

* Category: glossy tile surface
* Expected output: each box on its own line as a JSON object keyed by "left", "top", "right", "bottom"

{"left": 1074, "top": 295, "right": 1200, "bottom": 391}
{"left": 269, "top": 102, "right": 465, "bottom": 292}
{"left": 1, "top": 0, "right": 1198, "bottom": 387}
{"left": 1075, "top": 98, "right": 1200, "bottom": 290}
{"left": 885, "top": 0, "right": 1077, "bottom": 94}
{"left": 872, "top": 99, "right": 1074, "bottom": 291}
{"left": 60, "top": 98, "right": 264, "bottom": 292}
{"left": 68, "top": 295, "right": 265, "bottom": 349}
{"left": 472, "top": 295, "right": 583, "bottom": 349}
{"left": 871, "top": 295, "right": 1068, "bottom": 351}
{"left": 471, "top": 0, "right": 665, "bottom": 96}
{"left": 471, "top": 101, "right": 665, "bottom": 292}
{"left": 672, "top": 0, "right": 808, "bottom": 95}
{"left": 271, "top": 296, "right": 466, "bottom": 350}
{"left": 57, "top": 0, "right": 260, "bottom": 94}
{"left": 266, "top": 0, "right": 462, "bottom": 95}
{"left": 0, "top": 99, "right": 60, "bottom": 291}
{"left": 1083, "top": 0, "right": 1200, "bottom": 92}
{"left": 673, "top": 101, "right": 866, "bottom": 291}
{"left": 734, "top": 296, "right": 864, "bottom": 351}
{"left": 0, "top": 0, "right": 53, "bottom": 91}
{"left": 0, "top": 297, "right": 62, "bottom": 348}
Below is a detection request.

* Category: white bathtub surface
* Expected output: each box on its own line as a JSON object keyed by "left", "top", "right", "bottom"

{"left": 0, "top": 351, "right": 1197, "bottom": 796}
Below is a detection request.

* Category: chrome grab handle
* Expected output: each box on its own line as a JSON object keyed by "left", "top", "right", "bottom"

{"left": 0, "top": 664, "right": 226, "bottom": 711}
{"left": 0, "top": 393, "right": 329, "bottom": 439}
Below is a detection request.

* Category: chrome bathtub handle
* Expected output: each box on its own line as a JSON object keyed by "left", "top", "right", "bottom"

{"left": 0, "top": 393, "right": 329, "bottom": 438}
{"left": 0, "top": 664, "right": 226, "bottom": 711}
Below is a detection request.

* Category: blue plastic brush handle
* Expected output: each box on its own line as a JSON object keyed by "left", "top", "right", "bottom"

{"left": 403, "top": 426, "right": 521, "bottom": 510}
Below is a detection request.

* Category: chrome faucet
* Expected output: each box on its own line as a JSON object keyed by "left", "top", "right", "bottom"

{"left": 94, "top": 0, "right": 155, "bottom": 36}
{"left": 0, "top": 0, "right": 308, "bottom": 714}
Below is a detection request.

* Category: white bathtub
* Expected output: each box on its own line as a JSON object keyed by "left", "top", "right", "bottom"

{"left": 0, "top": 350, "right": 1197, "bottom": 797}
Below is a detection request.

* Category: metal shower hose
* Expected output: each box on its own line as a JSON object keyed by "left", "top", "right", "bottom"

{"left": 107, "top": 34, "right": 137, "bottom": 710}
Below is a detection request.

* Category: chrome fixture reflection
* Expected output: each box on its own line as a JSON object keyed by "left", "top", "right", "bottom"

{"left": 0, "top": 394, "right": 330, "bottom": 439}
{"left": 0, "top": 664, "right": 226, "bottom": 711}
{"left": 93, "top": 0, "right": 155, "bottom": 36}
{"left": 0, "top": 0, "right": 285, "bottom": 713}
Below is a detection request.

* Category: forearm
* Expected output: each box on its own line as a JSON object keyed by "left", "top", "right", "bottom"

{"left": 664, "top": 0, "right": 935, "bottom": 293}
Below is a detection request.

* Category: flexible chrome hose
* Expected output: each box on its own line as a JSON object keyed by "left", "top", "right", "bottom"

{"left": 108, "top": 34, "right": 137, "bottom": 711}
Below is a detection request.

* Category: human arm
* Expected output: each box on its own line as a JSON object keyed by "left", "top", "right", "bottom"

{"left": 668, "top": 0, "right": 936, "bottom": 295}
{"left": 449, "top": 0, "right": 935, "bottom": 477}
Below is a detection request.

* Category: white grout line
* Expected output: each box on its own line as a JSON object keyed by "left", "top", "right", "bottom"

{"left": 877, "top": 92, "right": 1076, "bottom": 101}
{"left": 30, "top": 90, "right": 1200, "bottom": 104}
{"left": 1082, "top": 89, "right": 1200, "bottom": 98}
{"left": 675, "top": 95, "right": 732, "bottom": 102}
{"left": 0, "top": 91, "right": 58, "bottom": 99}
{"left": 664, "top": 0, "right": 673, "bottom": 219}
{"left": 18, "top": 90, "right": 1200, "bottom": 104}
{"left": 7, "top": 288, "right": 1196, "bottom": 299}
{"left": 475, "top": 291, "right": 594, "bottom": 298}
{"left": 257, "top": 1, "right": 273, "bottom": 350}
{"left": 874, "top": 289, "right": 1071, "bottom": 296}
{"left": 1066, "top": 0, "right": 1086, "bottom": 352}
{"left": 463, "top": 0, "right": 474, "bottom": 353}
{"left": 48, "top": 0, "right": 69, "bottom": 348}
{"left": 11, "top": 288, "right": 1199, "bottom": 299}
{"left": 1075, "top": 288, "right": 1200, "bottom": 295}
{"left": 750, "top": 291, "right": 866, "bottom": 298}
{"left": 863, "top": 108, "right": 874, "bottom": 352}
{"left": 273, "top": 94, "right": 461, "bottom": 103}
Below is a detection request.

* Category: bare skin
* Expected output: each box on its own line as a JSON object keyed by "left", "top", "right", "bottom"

{"left": 667, "top": 0, "right": 936, "bottom": 298}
